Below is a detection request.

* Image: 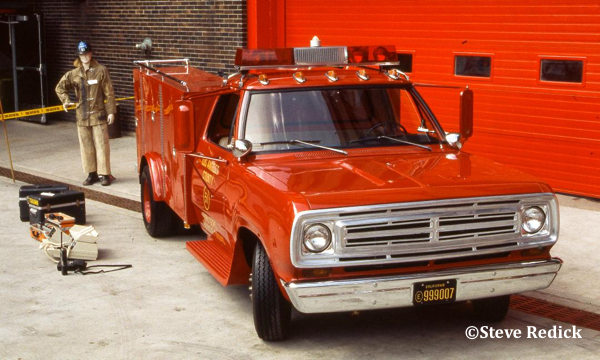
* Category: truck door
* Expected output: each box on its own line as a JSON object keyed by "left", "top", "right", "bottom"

{"left": 192, "top": 93, "right": 240, "bottom": 246}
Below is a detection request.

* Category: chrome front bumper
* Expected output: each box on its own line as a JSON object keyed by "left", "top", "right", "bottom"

{"left": 282, "top": 259, "right": 562, "bottom": 314}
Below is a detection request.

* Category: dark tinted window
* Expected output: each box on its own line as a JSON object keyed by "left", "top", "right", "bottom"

{"left": 540, "top": 59, "right": 584, "bottom": 83}
{"left": 397, "top": 53, "right": 413, "bottom": 73}
{"left": 455, "top": 56, "right": 491, "bottom": 77}
{"left": 207, "top": 93, "right": 240, "bottom": 147}
{"left": 382, "top": 53, "right": 413, "bottom": 73}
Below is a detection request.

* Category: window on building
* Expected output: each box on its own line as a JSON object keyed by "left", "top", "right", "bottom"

{"left": 396, "top": 53, "right": 413, "bottom": 73}
{"left": 455, "top": 55, "right": 491, "bottom": 78}
{"left": 540, "top": 59, "right": 584, "bottom": 83}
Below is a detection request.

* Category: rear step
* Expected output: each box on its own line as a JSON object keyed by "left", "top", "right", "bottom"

{"left": 186, "top": 240, "right": 232, "bottom": 285}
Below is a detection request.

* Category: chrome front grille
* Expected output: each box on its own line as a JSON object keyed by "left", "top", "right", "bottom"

{"left": 344, "top": 211, "right": 518, "bottom": 248}
{"left": 291, "top": 194, "right": 559, "bottom": 268}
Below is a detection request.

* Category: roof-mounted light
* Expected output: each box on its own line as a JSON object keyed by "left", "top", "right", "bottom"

{"left": 385, "top": 68, "right": 409, "bottom": 81}
{"left": 234, "top": 48, "right": 294, "bottom": 69}
{"left": 356, "top": 69, "right": 369, "bottom": 81}
{"left": 295, "top": 46, "right": 347, "bottom": 65}
{"left": 293, "top": 71, "right": 306, "bottom": 83}
{"left": 348, "top": 45, "right": 397, "bottom": 65}
{"left": 258, "top": 74, "right": 270, "bottom": 85}
{"left": 235, "top": 44, "right": 398, "bottom": 70}
{"left": 325, "top": 70, "right": 338, "bottom": 82}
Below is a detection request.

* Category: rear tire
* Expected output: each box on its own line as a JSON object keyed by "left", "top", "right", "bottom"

{"left": 473, "top": 295, "right": 511, "bottom": 322}
{"left": 252, "top": 242, "right": 292, "bottom": 341}
{"left": 140, "top": 166, "right": 173, "bottom": 237}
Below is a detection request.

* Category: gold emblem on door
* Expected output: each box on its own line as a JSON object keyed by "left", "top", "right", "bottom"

{"left": 203, "top": 186, "right": 211, "bottom": 211}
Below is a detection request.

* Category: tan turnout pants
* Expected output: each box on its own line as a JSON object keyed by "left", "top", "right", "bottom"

{"left": 77, "top": 123, "right": 111, "bottom": 175}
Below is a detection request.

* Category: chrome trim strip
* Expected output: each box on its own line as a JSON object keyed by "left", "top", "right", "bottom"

{"left": 290, "top": 193, "right": 559, "bottom": 268}
{"left": 187, "top": 152, "right": 228, "bottom": 164}
{"left": 283, "top": 259, "right": 562, "bottom": 313}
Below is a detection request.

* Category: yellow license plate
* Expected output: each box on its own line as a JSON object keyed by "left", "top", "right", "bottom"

{"left": 413, "top": 279, "right": 457, "bottom": 306}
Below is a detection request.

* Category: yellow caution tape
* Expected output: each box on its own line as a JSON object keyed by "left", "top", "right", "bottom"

{"left": 0, "top": 96, "right": 134, "bottom": 122}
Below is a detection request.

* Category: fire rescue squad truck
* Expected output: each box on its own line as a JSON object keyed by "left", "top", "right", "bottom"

{"left": 133, "top": 42, "right": 561, "bottom": 341}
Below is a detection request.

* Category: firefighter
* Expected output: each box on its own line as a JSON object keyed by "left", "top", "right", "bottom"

{"left": 55, "top": 41, "right": 116, "bottom": 186}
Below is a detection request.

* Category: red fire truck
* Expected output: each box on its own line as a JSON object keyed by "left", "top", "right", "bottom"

{"left": 134, "top": 43, "right": 561, "bottom": 341}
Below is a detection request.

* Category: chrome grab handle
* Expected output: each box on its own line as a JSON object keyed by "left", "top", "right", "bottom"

{"left": 186, "top": 152, "right": 228, "bottom": 164}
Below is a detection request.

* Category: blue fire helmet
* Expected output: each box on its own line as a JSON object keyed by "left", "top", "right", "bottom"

{"left": 77, "top": 41, "right": 92, "bottom": 55}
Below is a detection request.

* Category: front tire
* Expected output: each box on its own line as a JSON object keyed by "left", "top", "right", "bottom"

{"left": 140, "top": 166, "right": 173, "bottom": 237}
{"left": 252, "top": 242, "right": 292, "bottom": 341}
{"left": 472, "top": 295, "right": 511, "bottom": 322}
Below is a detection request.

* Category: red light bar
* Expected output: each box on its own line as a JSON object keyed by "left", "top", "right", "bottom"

{"left": 347, "top": 45, "right": 398, "bottom": 65}
{"left": 235, "top": 45, "right": 399, "bottom": 70}
{"left": 235, "top": 48, "right": 294, "bottom": 68}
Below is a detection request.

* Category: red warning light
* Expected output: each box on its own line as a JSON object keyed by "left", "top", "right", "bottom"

{"left": 349, "top": 47, "right": 368, "bottom": 63}
{"left": 347, "top": 45, "right": 397, "bottom": 64}
{"left": 235, "top": 48, "right": 294, "bottom": 68}
{"left": 235, "top": 45, "right": 398, "bottom": 69}
{"left": 373, "top": 46, "right": 391, "bottom": 62}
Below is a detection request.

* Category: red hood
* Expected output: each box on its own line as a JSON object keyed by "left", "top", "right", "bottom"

{"left": 248, "top": 151, "right": 548, "bottom": 209}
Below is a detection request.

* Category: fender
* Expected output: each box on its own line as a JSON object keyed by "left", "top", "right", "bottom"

{"left": 231, "top": 217, "right": 293, "bottom": 300}
{"left": 141, "top": 152, "right": 166, "bottom": 201}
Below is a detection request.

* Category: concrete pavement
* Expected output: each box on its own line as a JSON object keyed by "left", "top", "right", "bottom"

{"left": 1, "top": 177, "right": 599, "bottom": 359}
{"left": 0, "top": 119, "right": 139, "bottom": 202}
{"left": 0, "top": 119, "right": 599, "bottom": 358}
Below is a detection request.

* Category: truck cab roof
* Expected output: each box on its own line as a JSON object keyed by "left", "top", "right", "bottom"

{"left": 134, "top": 44, "right": 410, "bottom": 96}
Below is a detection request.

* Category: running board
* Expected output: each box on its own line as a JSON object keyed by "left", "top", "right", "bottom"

{"left": 186, "top": 240, "right": 232, "bottom": 285}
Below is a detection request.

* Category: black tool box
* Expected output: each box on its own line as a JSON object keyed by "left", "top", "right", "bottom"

{"left": 19, "top": 185, "right": 69, "bottom": 222}
{"left": 28, "top": 190, "right": 86, "bottom": 225}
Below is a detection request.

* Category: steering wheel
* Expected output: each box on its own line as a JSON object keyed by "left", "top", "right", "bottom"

{"left": 364, "top": 121, "right": 407, "bottom": 138}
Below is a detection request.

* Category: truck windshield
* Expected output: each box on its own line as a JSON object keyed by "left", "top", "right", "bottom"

{"left": 243, "top": 86, "right": 443, "bottom": 153}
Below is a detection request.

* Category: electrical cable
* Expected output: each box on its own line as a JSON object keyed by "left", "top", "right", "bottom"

{"left": 74, "top": 264, "right": 132, "bottom": 275}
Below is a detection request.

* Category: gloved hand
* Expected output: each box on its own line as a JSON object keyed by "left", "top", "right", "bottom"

{"left": 63, "top": 102, "right": 74, "bottom": 112}
{"left": 107, "top": 114, "right": 115, "bottom": 125}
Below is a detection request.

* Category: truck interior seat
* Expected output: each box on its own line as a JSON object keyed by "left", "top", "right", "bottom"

{"left": 219, "top": 137, "right": 230, "bottom": 148}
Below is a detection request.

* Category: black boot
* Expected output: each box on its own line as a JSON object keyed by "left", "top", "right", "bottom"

{"left": 99, "top": 175, "right": 111, "bottom": 186}
{"left": 83, "top": 172, "right": 98, "bottom": 186}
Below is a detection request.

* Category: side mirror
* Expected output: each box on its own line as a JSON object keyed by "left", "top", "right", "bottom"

{"left": 173, "top": 101, "right": 194, "bottom": 153}
{"left": 459, "top": 87, "right": 473, "bottom": 140}
{"left": 232, "top": 139, "right": 252, "bottom": 158}
{"left": 445, "top": 132, "right": 463, "bottom": 150}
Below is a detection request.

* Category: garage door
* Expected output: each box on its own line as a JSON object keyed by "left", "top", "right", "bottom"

{"left": 279, "top": 0, "right": 600, "bottom": 198}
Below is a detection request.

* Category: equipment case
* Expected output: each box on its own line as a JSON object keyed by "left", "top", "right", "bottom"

{"left": 19, "top": 185, "right": 69, "bottom": 222}
{"left": 28, "top": 190, "right": 86, "bottom": 225}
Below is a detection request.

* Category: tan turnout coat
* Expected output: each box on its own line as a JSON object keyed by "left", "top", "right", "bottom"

{"left": 55, "top": 58, "right": 116, "bottom": 127}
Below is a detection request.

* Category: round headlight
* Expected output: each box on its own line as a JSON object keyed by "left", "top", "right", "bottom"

{"left": 303, "top": 224, "right": 332, "bottom": 253}
{"left": 522, "top": 207, "right": 546, "bottom": 234}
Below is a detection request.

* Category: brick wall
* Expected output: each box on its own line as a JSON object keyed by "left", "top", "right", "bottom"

{"left": 31, "top": 0, "right": 247, "bottom": 131}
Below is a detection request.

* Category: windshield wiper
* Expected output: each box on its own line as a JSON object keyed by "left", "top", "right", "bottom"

{"left": 259, "top": 140, "right": 348, "bottom": 155}
{"left": 350, "top": 135, "right": 432, "bottom": 151}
